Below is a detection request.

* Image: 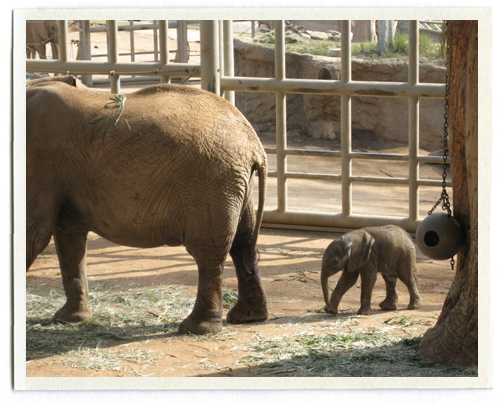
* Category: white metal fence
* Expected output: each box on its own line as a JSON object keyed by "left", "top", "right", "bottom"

{"left": 26, "top": 20, "right": 448, "bottom": 232}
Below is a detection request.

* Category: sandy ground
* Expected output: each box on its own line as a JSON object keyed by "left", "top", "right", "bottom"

{"left": 26, "top": 23, "right": 458, "bottom": 378}
{"left": 26, "top": 228, "right": 454, "bottom": 377}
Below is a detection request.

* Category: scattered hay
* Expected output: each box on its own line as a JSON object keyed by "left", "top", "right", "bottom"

{"left": 26, "top": 287, "right": 476, "bottom": 377}
{"left": 26, "top": 286, "right": 195, "bottom": 371}
{"left": 63, "top": 347, "right": 162, "bottom": 374}
{"left": 232, "top": 328, "right": 478, "bottom": 377}
{"left": 222, "top": 289, "right": 239, "bottom": 309}
{"left": 273, "top": 269, "right": 319, "bottom": 284}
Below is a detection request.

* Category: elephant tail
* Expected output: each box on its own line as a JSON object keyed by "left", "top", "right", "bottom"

{"left": 250, "top": 159, "right": 267, "bottom": 257}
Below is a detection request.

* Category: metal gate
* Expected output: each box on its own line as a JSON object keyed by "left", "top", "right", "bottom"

{"left": 26, "top": 19, "right": 448, "bottom": 233}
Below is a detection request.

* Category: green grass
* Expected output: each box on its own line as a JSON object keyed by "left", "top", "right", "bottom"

{"left": 351, "top": 32, "right": 443, "bottom": 60}
{"left": 253, "top": 29, "right": 443, "bottom": 61}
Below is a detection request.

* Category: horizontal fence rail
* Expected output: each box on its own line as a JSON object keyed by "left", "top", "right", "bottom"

{"left": 220, "top": 77, "right": 445, "bottom": 99}
{"left": 26, "top": 60, "right": 200, "bottom": 77}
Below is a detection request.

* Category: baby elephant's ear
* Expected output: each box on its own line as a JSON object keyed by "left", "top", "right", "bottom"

{"left": 345, "top": 231, "right": 375, "bottom": 272}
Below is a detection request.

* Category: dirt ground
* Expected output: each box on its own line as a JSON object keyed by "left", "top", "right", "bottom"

{"left": 26, "top": 227, "right": 456, "bottom": 378}
{"left": 25, "top": 24, "right": 469, "bottom": 379}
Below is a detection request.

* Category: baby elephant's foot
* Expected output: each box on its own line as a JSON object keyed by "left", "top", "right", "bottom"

{"left": 323, "top": 304, "right": 338, "bottom": 316}
{"left": 178, "top": 315, "right": 222, "bottom": 335}
{"left": 357, "top": 307, "right": 373, "bottom": 316}
{"left": 407, "top": 299, "right": 421, "bottom": 310}
{"left": 54, "top": 303, "right": 92, "bottom": 323}
{"left": 379, "top": 299, "right": 398, "bottom": 311}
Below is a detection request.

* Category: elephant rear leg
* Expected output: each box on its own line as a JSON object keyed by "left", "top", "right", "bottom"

{"left": 379, "top": 274, "right": 399, "bottom": 310}
{"left": 178, "top": 258, "right": 224, "bottom": 335}
{"left": 399, "top": 271, "right": 421, "bottom": 310}
{"left": 226, "top": 202, "right": 268, "bottom": 325}
{"left": 53, "top": 229, "right": 92, "bottom": 323}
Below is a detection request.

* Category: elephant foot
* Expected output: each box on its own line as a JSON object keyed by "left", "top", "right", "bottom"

{"left": 379, "top": 299, "right": 398, "bottom": 311}
{"left": 226, "top": 302, "right": 268, "bottom": 324}
{"left": 54, "top": 303, "right": 92, "bottom": 323}
{"left": 323, "top": 304, "right": 338, "bottom": 316}
{"left": 178, "top": 316, "right": 222, "bottom": 335}
{"left": 407, "top": 300, "right": 421, "bottom": 310}
{"left": 357, "top": 307, "right": 373, "bottom": 316}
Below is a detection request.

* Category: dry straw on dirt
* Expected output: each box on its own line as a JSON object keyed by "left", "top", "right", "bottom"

{"left": 26, "top": 286, "right": 478, "bottom": 377}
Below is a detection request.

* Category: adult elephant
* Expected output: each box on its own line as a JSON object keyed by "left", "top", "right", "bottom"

{"left": 26, "top": 76, "right": 268, "bottom": 335}
{"left": 26, "top": 20, "right": 59, "bottom": 59}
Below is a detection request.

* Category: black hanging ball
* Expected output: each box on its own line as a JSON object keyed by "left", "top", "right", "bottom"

{"left": 416, "top": 213, "right": 465, "bottom": 260}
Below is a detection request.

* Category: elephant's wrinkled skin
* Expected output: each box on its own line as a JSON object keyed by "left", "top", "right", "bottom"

{"left": 321, "top": 225, "right": 421, "bottom": 316}
{"left": 26, "top": 76, "right": 268, "bottom": 335}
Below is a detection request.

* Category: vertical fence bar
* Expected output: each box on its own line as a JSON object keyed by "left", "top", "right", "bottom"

{"left": 218, "top": 20, "right": 224, "bottom": 94}
{"left": 159, "top": 20, "right": 170, "bottom": 84}
{"left": 57, "top": 20, "right": 68, "bottom": 63}
{"left": 153, "top": 20, "right": 159, "bottom": 62}
{"left": 341, "top": 20, "right": 352, "bottom": 217}
{"left": 177, "top": 20, "right": 188, "bottom": 63}
{"left": 107, "top": 20, "right": 120, "bottom": 94}
{"left": 408, "top": 20, "right": 420, "bottom": 221}
{"left": 129, "top": 20, "right": 135, "bottom": 62}
{"left": 200, "top": 20, "right": 219, "bottom": 95}
{"left": 78, "top": 20, "right": 92, "bottom": 86}
{"left": 251, "top": 20, "right": 256, "bottom": 38}
{"left": 222, "top": 20, "right": 235, "bottom": 105}
{"left": 275, "top": 20, "right": 287, "bottom": 213}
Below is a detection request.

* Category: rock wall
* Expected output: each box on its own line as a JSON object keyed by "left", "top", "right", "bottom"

{"left": 233, "top": 38, "right": 446, "bottom": 151}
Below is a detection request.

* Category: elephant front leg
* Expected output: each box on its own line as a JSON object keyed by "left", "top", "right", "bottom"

{"left": 178, "top": 267, "right": 224, "bottom": 335}
{"left": 358, "top": 271, "right": 377, "bottom": 315}
{"left": 53, "top": 229, "right": 92, "bottom": 323}
{"left": 379, "top": 274, "right": 399, "bottom": 310}
{"left": 225, "top": 205, "right": 268, "bottom": 325}
{"left": 325, "top": 270, "right": 359, "bottom": 316}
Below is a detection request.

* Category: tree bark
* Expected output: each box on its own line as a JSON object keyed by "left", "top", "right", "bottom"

{"left": 418, "top": 21, "right": 478, "bottom": 366}
{"left": 376, "top": 20, "right": 393, "bottom": 55}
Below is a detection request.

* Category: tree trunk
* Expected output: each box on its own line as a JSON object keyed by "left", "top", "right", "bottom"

{"left": 376, "top": 20, "right": 393, "bottom": 55}
{"left": 418, "top": 21, "right": 478, "bottom": 366}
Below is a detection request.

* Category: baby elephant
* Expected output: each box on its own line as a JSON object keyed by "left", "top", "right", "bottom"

{"left": 321, "top": 225, "right": 421, "bottom": 316}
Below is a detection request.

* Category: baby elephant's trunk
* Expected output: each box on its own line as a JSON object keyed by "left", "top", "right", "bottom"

{"left": 321, "top": 269, "right": 330, "bottom": 307}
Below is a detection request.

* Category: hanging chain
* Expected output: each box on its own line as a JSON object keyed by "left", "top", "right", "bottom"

{"left": 427, "top": 21, "right": 455, "bottom": 270}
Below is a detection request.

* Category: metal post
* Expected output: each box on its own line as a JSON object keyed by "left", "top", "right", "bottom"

{"left": 341, "top": 20, "right": 352, "bottom": 217}
{"left": 78, "top": 20, "right": 92, "bottom": 86}
{"left": 275, "top": 20, "right": 287, "bottom": 213}
{"left": 57, "top": 20, "right": 68, "bottom": 63}
{"left": 251, "top": 20, "right": 256, "bottom": 38}
{"left": 200, "top": 20, "right": 219, "bottom": 95}
{"left": 408, "top": 20, "right": 420, "bottom": 221}
{"left": 222, "top": 20, "right": 235, "bottom": 105}
{"left": 177, "top": 20, "right": 188, "bottom": 63}
{"left": 159, "top": 20, "right": 170, "bottom": 84}
{"left": 153, "top": 20, "right": 159, "bottom": 62}
{"left": 218, "top": 20, "right": 224, "bottom": 94}
{"left": 129, "top": 20, "right": 135, "bottom": 62}
{"left": 107, "top": 20, "right": 120, "bottom": 94}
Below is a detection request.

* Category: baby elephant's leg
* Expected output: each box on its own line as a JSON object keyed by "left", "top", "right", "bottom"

{"left": 325, "top": 270, "right": 359, "bottom": 316}
{"left": 399, "top": 272, "right": 421, "bottom": 310}
{"left": 358, "top": 272, "right": 377, "bottom": 315}
{"left": 379, "top": 274, "right": 398, "bottom": 310}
